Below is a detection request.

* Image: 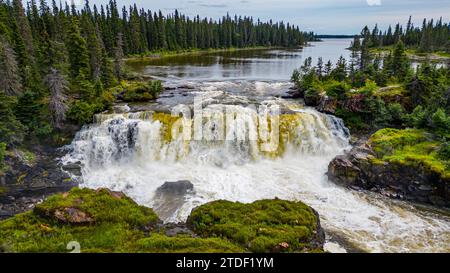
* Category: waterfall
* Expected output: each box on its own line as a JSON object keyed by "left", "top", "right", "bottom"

{"left": 61, "top": 87, "right": 450, "bottom": 253}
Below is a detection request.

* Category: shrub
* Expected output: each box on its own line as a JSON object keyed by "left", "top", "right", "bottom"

{"left": 431, "top": 108, "right": 450, "bottom": 135}
{"left": 67, "top": 101, "right": 104, "bottom": 125}
{"left": 386, "top": 103, "right": 406, "bottom": 127}
{"left": 358, "top": 79, "right": 379, "bottom": 96}
{"left": 407, "top": 105, "right": 429, "bottom": 128}
{"left": 325, "top": 81, "right": 350, "bottom": 99}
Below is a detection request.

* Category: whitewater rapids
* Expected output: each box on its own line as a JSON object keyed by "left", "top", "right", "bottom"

{"left": 61, "top": 81, "right": 450, "bottom": 253}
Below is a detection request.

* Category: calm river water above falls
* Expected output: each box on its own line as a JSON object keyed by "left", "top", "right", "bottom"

{"left": 62, "top": 39, "right": 450, "bottom": 253}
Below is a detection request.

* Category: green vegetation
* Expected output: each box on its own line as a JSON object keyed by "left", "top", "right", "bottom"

{"left": 119, "top": 80, "right": 163, "bottom": 102}
{"left": 355, "top": 17, "right": 450, "bottom": 54}
{"left": 187, "top": 199, "right": 321, "bottom": 253}
{"left": 0, "top": 188, "right": 322, "bottom": 253}
{"left": 370, "top": 129, "right": 449, "bottom": 180}
{"left": 292, "top": 36, "right": 449, "bottom": 134}
{"left": 136, "top": 234, "right": 243, "bottom": 253}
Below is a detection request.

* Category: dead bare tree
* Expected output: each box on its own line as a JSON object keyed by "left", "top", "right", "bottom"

{"left": 45, "top": 68, "right": 69, "bottom": 129}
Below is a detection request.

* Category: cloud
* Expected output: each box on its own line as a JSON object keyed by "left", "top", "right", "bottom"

{"left": 367, "top": 0, "right": 382, "bottom": 6}
{"left": 198, "top": 4, "right": 228, "bottom": 8}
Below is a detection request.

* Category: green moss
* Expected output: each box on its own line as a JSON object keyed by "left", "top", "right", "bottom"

{"left": 370, "top": 128, "right": 450, "bottom": 179}
{"left": 187, "top": 199, "right": 321, "bottom": 253}
{"left": 374, "top": 85, "right": 408, "bottom": 98}
{"left": 136, "top": 234, "right": 243, "bottom": 253}
{"left": 34, "top": 188, "right": 159, "bottom": 226}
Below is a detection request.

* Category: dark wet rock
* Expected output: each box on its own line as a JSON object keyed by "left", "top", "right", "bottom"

{"left": 282, "top": 88, "right": 304, "bottom": 99}
{"left": 328, "top": 142, "right": 450, "bottom": 207}
{"left": 304, "top": 91, "right": 324, "bottom": 107}
{"left": 342, "top": 94, "right": 366, "bottom": 112}
{"left": 0, "top": 146, "right": 77, "bottom": 220}
{"left": 317, "top": 95, "right": 337, "bottom": 114}
{"left": 178, "top": 85, "right": 195, "bottom": 90}
{"left": 158, "top": 222, "right": 196, "bottom": 237}
{"left": 157, "top": 180, "right": 194, "bottom": 196}
{"left": 152, "top": 180, "right": 195, "bottom": 221}
{"left": 61, "top": 162, "right": 82, "bottom": 177}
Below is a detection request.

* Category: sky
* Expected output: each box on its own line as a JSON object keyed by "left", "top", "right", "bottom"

{"left": 73, "top": 0, "right": 450, "bottom": 34}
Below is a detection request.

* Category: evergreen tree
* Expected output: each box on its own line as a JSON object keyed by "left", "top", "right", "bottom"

{"left": 0, "top": 36, "right": 23, "bottom": 96}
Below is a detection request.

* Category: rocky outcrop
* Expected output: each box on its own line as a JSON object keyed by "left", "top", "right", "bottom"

{"left": 0, "top": 146, "right": 77, "bottom": 220}
{"left": 317, "top": 95, "right": 337, "bottom": 114}
{"left": 328, "top": 143, "right": 450, "bottom": 207}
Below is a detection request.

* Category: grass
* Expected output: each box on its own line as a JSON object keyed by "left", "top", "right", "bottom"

{"left": 369, "top": 128, "right": 450, "bottom": 180}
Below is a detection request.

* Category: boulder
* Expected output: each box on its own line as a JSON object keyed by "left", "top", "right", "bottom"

{"left": 53, "top": 207, "right": 94, "bottom": 224}
{"left": 157, "top": 180, "right": 194, "bottom": 196}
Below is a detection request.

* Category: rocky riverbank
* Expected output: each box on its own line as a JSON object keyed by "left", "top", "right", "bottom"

{"left": 327, "top": 129, "right": 449, "bottom": 207}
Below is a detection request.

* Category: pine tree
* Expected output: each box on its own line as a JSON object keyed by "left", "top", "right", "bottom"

{"left": 113, "top": 32, "right": 125, "bottom": 80}
{"left": 0, "top": 90, "right": 25, "bottom": 145}
{"left": 66, "top": 17, "right": 90, "bottom": 80}
{"left": 0, "top": 36, "right": 23, "bottom": 96}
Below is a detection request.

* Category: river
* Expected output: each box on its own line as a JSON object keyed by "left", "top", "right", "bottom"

{"left": 61, "top": 39, "right": 450, "bottom": 253}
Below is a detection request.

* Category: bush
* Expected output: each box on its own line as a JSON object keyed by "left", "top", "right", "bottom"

{"left": 325, "top": 81, "right": 350, "bottom": 99}
{"left": 67, "top": 101, "right": 104, "bottom": 125}
{"left": 431, "top": 108, "right": 450, "bottom": 135}
{"left": 358, "top": 80, "right": 379, "bottom": 96}
{"left": 386, "top": 103, "right": 406, "bottom": 127}
{"left": 407, "top": 105, "right": 429, "bottom": 128}
{"left": 0, "top": 91, "right": 25, "bottom": 145}
{"left": 304, "top": 88, "right": 322, "bottom": 106}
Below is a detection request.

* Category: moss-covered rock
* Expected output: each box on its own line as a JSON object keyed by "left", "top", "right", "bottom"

{"left": 115, "top": 80, "right": 163, "bottom": 102}
{"left": 0, "top": 188, "right": 324, "bottom": 253}
{"left": 328, "top": 128, "right": 449, "bottom": 207}
{"left": 187, "top": 199, "right": 325, "bottom": 253}
{"left": 370, "top": 128, "right": 449, "bottom": 180}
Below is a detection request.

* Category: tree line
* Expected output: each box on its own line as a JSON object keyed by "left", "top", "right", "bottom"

{"left": 292, "top": 40, "right": 449, "bottom": 134}
{"left": 0, "top": 0, "right": 313, "bottom": 156}
{"left": 353, "top": 17, "right": 450, "bottom": 53}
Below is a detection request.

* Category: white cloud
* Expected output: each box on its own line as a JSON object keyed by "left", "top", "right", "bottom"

{"left": 367, "top": 0, "right": 382, "bottom": 6}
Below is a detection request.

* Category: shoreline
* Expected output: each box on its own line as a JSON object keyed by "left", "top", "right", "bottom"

{"left": 124, "top": 46, "right": 302, "bottom": 63}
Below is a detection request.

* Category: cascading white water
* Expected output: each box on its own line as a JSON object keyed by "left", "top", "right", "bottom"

{"left": 62, "top": 81, "right": 450, "bottom": 253}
